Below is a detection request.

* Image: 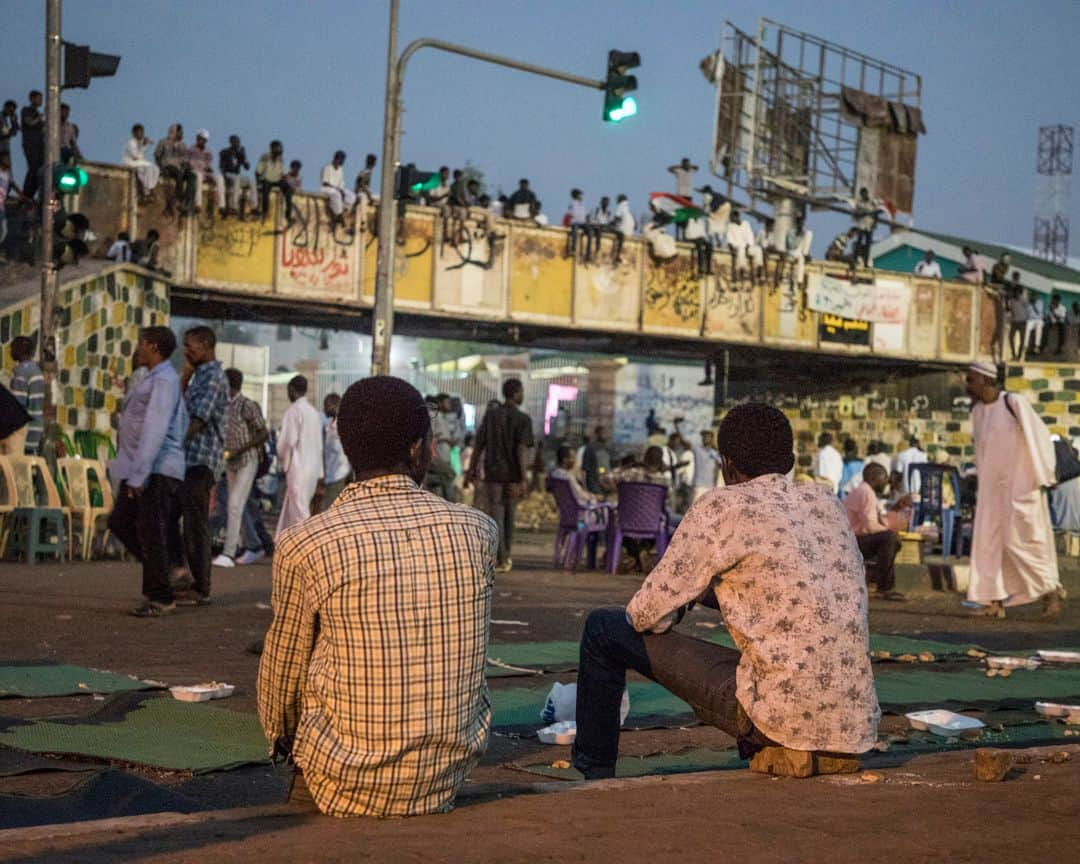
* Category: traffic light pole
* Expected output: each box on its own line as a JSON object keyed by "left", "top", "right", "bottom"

{"left": 40, "top": 0, "right": 62, "bottom": 458}
{"left": 369, "top": 12, "right": 606, "bottom": 377}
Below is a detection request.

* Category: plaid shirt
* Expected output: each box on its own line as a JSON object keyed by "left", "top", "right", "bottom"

{"left": 184, "top": 360, "right": 229, "bottom": 475}
{"left": 224, "top": 392, "right": 266, "bottom": 469}
{"left": 257, "top": 475, "right": 498, "bottom": 817}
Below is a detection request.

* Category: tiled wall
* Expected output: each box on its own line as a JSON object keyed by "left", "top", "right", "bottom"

{"left": 0, "top": 267, "right": 171, "bottom": 436}
{"left": 1005, "top": 363, "right": 1080, "bottom": 439}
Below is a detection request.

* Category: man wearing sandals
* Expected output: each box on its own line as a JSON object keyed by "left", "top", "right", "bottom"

{"left": 965, "top": 361, "right": 1065, "bottom": 620}
{"left": 573, "top": 404, "right": 879, "bottom": 779}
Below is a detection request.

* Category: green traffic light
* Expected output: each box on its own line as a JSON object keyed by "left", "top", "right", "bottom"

{"left": 609, "top": 96, "right": 637, "bottom": 122}
{"left": 54, "top": 165, "right": 89, "bottom": 193}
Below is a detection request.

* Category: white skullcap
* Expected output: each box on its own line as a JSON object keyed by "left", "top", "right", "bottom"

{"left": 196, "top": 129, "right": 210, "bottom": 141}
{"left": 968, "top": 360, "right": 998, "bottom": 379}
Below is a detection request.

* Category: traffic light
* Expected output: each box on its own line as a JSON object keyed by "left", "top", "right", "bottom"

{"left": 395, "top": 164, "right": 440, "bottom": 199}
{"left": 62, "top": 42, "right": 121, "bottom": 89}
{"left": 603, "top": 50, "right": 640, "bottom": 123}
{"left": 53, "top": 163, "right": 88, "bottom": 194}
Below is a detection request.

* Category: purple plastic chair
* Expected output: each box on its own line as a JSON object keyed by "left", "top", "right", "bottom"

{"left": 606, "top": 481, "right": 672, "bottom": 574}
{"left": 546, "top": 477, "right": 611, "bottom": 571}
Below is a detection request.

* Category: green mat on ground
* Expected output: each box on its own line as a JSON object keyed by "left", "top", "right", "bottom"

{"left": 491, "top": 666, "right": 1080, "bottom": 728}
{"left": 486, "top": 634, "right": 1080, "bottom": 677}
{"left": 0, "top": 695, "right": 269, "bottom": 773}
{"left": 874, "top": 665, "right": 1080, "bottom": 707}
{"left": 492, "top": 680, "right": 692, "bottom": 727}
{"left": 0, "top": 664, "right": 161, "bottom": 698}
{"left": 513, "top": 719, "right": 1073, "bottom": 781}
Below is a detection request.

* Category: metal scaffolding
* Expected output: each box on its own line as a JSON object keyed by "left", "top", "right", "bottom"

{"left": 1034, "top": 124, "right": 1073, "bottom": 266}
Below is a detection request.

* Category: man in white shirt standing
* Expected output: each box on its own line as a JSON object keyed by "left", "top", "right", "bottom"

{"left": 914, "top": 249, "right": 942, "bottom": 279}
{"left": 667, "top": 157, "right": 698, "bottom": 240}
{"left": 965, "top": 362, "right": 1064, "bottom": 620}
{"left": 690, "top": 429, "right": 722, "bottom": 503}
{"left": 814, "top": 432, "right": 843, "bottom": 494}
{"left": 893, "top": 436, "right": 927, "bottom": 496}
{"left": 1025, "top": 290, "right": 1045, "bottom": 358}
{"left": 321, "top": 150, "right": 356, "bottom": 226}
{"left": 317, "top": 392, "right": 351, "bottom": 513}
{"left": 276, "top": 375, "right": 324, "bottom": 535}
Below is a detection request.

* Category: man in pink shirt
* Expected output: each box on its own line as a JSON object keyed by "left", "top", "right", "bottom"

{"left": 843, "top": 463, "right": 905, "bottom": 600}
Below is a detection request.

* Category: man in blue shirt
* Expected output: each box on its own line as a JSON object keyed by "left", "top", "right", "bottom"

{"left": 8, "top": 336, "right": 44, "bottom": 454}
{"left": 175, "top": 326, "right": 229, "bottom": 605}
{"left": 108, "top": 327, "right": 188, "bottom": 617}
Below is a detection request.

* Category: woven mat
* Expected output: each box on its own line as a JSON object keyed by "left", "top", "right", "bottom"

{"left": 0, "top": 663, "right": 161, "bottom": 698}
{"left": 0, "top": 693, "right": 269, "bottom": 773}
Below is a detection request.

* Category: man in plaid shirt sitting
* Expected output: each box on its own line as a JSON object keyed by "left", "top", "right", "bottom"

{"left": 258, "top": 376, "right": 499, "bottom": 817}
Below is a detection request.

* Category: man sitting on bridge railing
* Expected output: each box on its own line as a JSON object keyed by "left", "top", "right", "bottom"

{"left": 320, "top": 149, "right": 356, "bottom": 229}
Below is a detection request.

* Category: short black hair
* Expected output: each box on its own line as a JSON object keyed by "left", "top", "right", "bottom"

{"left": 225, "top": 368, "right": 243, "bottom": 390}
{"left": 10, "top": 335, "right": 35, "bottom": 362}
{"left": 502, "top": 378, "right": 523, "bottom": 400}
{"left": 557, "top": 445, "right": 574, "bottom": 463}
{"left": 184, "top": 325, "right": 216, "bottom": 349}
{"left": 818, "top": 432, "right": 833, "bottom": 447}
{"left": 139, "top": 326, "right": 177, "bottom": 359}
{"left": 288, "top": 375, "right": 308, "bottom": 396}
{"left": 334, "top": 149, "right": 346, "bottom": 161}
{"left": 338, "top": 376, "right": 431, "bottom": 474}
{"left": 435, "top": 392, "right": 451, "bottom": 402}
{"left": 717, "top": 403, "right": 794, "bottom": 478}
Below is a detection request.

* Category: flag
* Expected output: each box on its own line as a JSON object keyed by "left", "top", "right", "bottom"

{"left": 649, "top": 192, "right": 705, "bottom": 224}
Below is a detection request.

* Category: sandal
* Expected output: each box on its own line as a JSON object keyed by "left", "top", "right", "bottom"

{"left": 969, "top": 602, "right": 1005, "bottom": 619}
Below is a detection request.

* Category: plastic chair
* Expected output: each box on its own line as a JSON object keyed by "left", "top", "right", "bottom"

{"left": 546, "top": 477, "right": 611, "bottom": 571}
{"left": 0, "top": 455, "right": 70, "bottom": 563}
{"left": 907, "top": 463, "right": 963, "bottom": 558}
{"left": 606, "top": 481, "right": 672, "bottom": 574}
{"left": 58, "top": 457, "right": 114, "bottom": 560}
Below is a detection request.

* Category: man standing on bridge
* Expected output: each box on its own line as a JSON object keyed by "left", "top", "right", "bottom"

{"left": 965, "top": 361, "right": 1064, "bottom": 620}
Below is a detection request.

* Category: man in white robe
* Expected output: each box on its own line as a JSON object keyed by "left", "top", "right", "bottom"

{"left": 276, "top": 375, "right": 324, "bottom": 536}
{"left": 814, "top": 432, "right": 843, "bottom": 495}
{"left": 965, "top": 361, "right": 1064, "bottom": 619}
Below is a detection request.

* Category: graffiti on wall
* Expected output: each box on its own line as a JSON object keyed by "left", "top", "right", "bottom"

{"left": 195, "top": 215, "right": 275, "bottom": 285}
{"left": 280, "top": 196, "right": 355, "bottom": 296}
{"left": 434, "top": 213, "right": 505, "bottom": 312}
{"left": 704, "top": 274, "right": 758, "bottom": 340}
{"left": 642, "top": 252, "right": 701, "bottom": 332}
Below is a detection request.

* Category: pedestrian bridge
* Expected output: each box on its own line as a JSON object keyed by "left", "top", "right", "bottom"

{"left": 73, "top": 162, "right": 992, "bottom": 365}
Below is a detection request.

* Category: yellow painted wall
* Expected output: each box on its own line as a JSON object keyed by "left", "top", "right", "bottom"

{"left": 508, "top": 226, "right": 572, "bottom": 319}
{"left": 195, "top": 215, "right": 275, "bottom": 286}
{"left": 641, "top": 251, "right": 701, "bottom": 333}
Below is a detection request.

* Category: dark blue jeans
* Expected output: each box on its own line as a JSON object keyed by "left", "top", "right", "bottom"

{"left": 572, "top": 607, "right": 773, "bottom": 779}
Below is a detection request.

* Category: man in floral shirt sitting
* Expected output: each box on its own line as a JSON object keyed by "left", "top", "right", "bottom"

{"left": 572, "top": 403, "right": 880, "bottom": 778}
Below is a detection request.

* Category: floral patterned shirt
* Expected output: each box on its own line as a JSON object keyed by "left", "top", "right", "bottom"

{"left": 626, "top": 474, "right": 880, "bottom": 754}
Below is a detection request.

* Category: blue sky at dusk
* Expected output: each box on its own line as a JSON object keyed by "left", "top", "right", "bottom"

{"left": 2, "top": 0, "right": 1078, "bottom": 257}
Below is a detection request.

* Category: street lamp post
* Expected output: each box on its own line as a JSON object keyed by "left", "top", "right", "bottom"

{"left": 369, "top": 7, "right": 612, "bottom": 377}
{"left": 40, "top": 0, "right": 62, "bottom": 458}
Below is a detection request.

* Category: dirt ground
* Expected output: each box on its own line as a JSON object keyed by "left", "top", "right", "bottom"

{"left": 1, "top": 532, "right": 1079, "bottom": 862}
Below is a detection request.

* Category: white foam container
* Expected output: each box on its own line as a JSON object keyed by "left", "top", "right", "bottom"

{"left": 170, "top": 683, "right": 235, "bottom": 702}
{"left": 1036, "top": 650, "right": 1080, "bottom": 664}
{"left": 986, "top": 656, "right": 1041, "bottom": 670}
{"left": 1035, "top": 702, "right": 1080, "bottom": 723}
{"left": 905, "top": 709, "right": 985, "bottom": 737}
{"left": 537, "top": 721, "right": 577, "bottom": 745}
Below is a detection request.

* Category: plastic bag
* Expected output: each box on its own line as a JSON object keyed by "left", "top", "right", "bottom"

{"left": 540, "top": 682, "right": 630, "bottom": 725}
